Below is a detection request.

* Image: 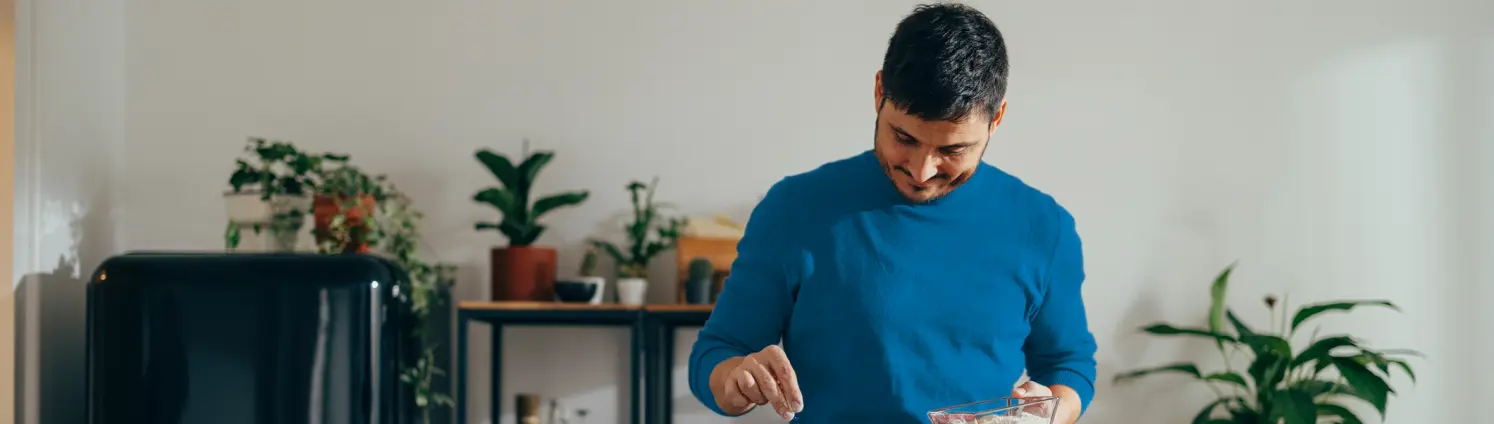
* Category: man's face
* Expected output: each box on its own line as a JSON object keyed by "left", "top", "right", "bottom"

{"left": 873, "top": 72, "right": 1006, "bottom": 203}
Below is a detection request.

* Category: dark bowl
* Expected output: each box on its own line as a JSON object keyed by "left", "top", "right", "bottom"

{"left": 554, "top": 280, "right": 598, "bottom": 303}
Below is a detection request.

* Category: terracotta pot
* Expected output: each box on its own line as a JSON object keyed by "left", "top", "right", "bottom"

{"left": 490, "top": 246, "right": 558, "bottom": 301}
{"left": 312, "top": 194, "right": 377, "bottom": 253}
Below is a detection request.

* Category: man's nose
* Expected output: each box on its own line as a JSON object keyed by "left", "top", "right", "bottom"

{"left": 908, "top": 155, "right": 940, "bottom": 183}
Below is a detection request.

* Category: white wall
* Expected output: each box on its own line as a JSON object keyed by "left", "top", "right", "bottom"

{"left": 15, "top": 0, "right": 1491, "bottom": 423}
{"left": 12, "top": 0, "right": 124, "bottom": 422}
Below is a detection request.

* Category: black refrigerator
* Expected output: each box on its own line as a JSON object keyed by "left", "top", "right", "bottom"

{"left": 85, "top": 252, "right": 414, "bottom": 424}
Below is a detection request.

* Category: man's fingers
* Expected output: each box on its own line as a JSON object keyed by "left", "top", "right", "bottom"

{"left": 747, "top": 359, "right": 795, "bottom": 420}
{"left": 758, "top": 346, "right": 804, "bottom": 411}
{"left": 734, "top": 368, "right": 768, "bottom": 405}
{"left": 722, "top": 376, "right": 752, "bottom": 410}
{"left": 767, "top": 357, "right": 803, "bottom": 411}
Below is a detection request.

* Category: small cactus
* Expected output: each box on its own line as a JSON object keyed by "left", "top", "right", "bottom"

{"left": 580, "top": 247, "right": 600, "bottom": 276}
{"left": 688, "top": 257, "right": 713, "bottom": 281}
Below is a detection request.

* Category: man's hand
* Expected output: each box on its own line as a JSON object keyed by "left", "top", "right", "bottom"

{"left": 709, "top": 345, "right": 804, "bottom": 421}
{"left": 1012, "top": 381, "right": 1082, "bottom": 424}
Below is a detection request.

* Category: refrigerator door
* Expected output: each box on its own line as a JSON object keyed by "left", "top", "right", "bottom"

{"left": 86, "top": 252, "right": 411, "bottom": 424}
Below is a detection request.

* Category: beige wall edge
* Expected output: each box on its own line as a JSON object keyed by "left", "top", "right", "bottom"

{"left": 1, "top": 0, "right": 16, "bottom": 419}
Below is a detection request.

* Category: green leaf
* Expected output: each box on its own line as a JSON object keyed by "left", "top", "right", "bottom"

{"left": 1355, "top": 351, "right": 1418, "bottom": 384}
{"left": 474, "top": 188, "right": 519, "bottom": 217}
{"left": 1378, "top": 349, "right": 1425, "bottom": 358}
{"left": 592, "top": 240, "right": 627, "bottom": 264}
{"left": 475, "top": 222, "right": 502, "bottom": 231}
{"left": 499, "top": 221, "right": 542, "bottom": 246}
{"left": 1203, "top": 372, "right": 1249, "bottom": 390}
{"left": 531, "top": 191, "right": 589, "bottom": 220}
{"left": 1190, "top": 397, "right": 1241, "bottom": 424}
{"left": 475, "top": 150, "right": 520, "bottom": 190}
{"left": 1241, "top": 334, "right": 1292, "bottom": 358}
{"left": 1387, "top": 358, "right": 1416, "bottom": 384}
{"left": 1226, "top": 309, "right": 1255, "bottom": 339}
{"left": 1316, "top": 403, "right": 1364, "bottom": 424}
{"left": 1291, "top": 300, "right": 1399, "bottom": 332}
{"left": 1291, "top": 379, "right": 1345, "bottom": 398}
{"left": 1291, "top": 335, "right": 1358, "bottom": 369}
{"left": 516, "top": 150, "right": 554, "bottom": 186}
{"left": 1228, "top": 409, "right": 1261, "bottom": 424}
{"left": 1332, "top": 356, "right": 1391, "bottom": 418}
{"left": 1248, "top": 351, "right": 1290, "bottom": 397}
{"left": 1140, "top": 324, "right": 1239, "bottom": 344}
{"left": 1112, "top": 362, "right": 1202, "bottom": 384}
{"left": 1208, "top": 263, "right": 1235, "bottom": 345}
{"left": 1268, "top": 389, "right": 1316, "bottom": 424}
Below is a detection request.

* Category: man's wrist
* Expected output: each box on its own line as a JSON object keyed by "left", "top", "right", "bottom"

{"left": 1048, "top": 384, "right": 1083, "bottom": 424}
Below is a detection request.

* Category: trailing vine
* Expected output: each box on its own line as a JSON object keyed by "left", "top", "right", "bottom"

{"left": 316, "top": 164, "right": 459, "bottom": 422}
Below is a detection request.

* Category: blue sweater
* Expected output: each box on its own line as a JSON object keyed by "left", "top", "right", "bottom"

{"left": 687, "top": 150, "right": 1098, "bottom": 423}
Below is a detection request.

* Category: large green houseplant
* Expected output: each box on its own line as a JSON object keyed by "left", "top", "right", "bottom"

{"left": 473, "top": 140, "right": 589, "bottom": 300}
{"left": 1113, "top": 264, "right": 1421, "bottom": 424}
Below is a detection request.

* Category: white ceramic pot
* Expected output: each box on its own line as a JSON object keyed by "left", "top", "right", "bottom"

{"left": 225, "top": 192, "right": 311, "bottom": 252}
{"left": 616, "top": 277, "right": 647, "bottom": 306}
{"left": 578, "top": 276, "right": 606, "bottom": 305}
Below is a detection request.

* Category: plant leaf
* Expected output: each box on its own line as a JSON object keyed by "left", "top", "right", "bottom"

{"left": 474, "top": 188, "right": 518, "bottom": 217}
{"left": 1291, "top": 335, "right": 1358, "bottom": 369}
{"left": 499, "top": 221, "right": 542, "bottom": 246}
{"left": 1248, "top": 351, "right": 1290, "bottom": 400}
{"left": 1112, "top": 362, "right": 1202, "bottom": 384}
{"left": 1226, "top": 309, "right": 1254, "bottom": 339}
{"left": 592, "top": 240, "right": 627, "bottom": 264}
{"left": 1208, "top": 263, "right": 1235, "bottom": 345}
{"left": 1291, "top": 300, "right": 1399, "bottom": 332}
{"left": 1268, "top": 389, "right": 1316, "bottom": 424}
{"left": 1332, "top": 356, "right": 1391, "bottom": 418}
{"left": 532, "top": 191, "right": 589, "bottom": 220}
{"left": 1190, "top": 397, "right": 1243, "bottom": 424}
{"left": 1378, "top": 348, "right": 1425, "bottom": 358}
{"left": 1242, "top": 334, "right": 1292, "bottom": 358}
{"left": 1354, "top": 350, "right": 1418, "bottom": 384}
{"left": 516, "top": 150, "right": 554, "bottom": 186}
{"left": 1203, "top": 372, "right": 1249, "bottom": 390}
{"left": 475, "top": 150, "right": 519, "bottom": 190}
{"left": 1228, "top": 409, "right": 1261, "bottom": 424}
{"left": 1316, "top": 403, "right": 1364, "bottom": 424}
{"left": 1291, "top": 379, "right": 1346, "bottom": 398}
{"left": 1140, "top": 324, "right": 1239, "bottom": 344}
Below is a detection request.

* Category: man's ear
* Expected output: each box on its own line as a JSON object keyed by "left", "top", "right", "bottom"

{"left": 988, "top": 98, "right": 1008, "bottom": 135}
{"left": 874, "top": 71, "right": 884, "bottom": 113}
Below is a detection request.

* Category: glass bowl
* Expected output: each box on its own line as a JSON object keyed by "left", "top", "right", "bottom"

{"left": 927, "top": 396, "right": 1059, "bottom": 424}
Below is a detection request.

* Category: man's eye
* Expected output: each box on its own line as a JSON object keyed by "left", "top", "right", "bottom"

{"left": 939, "top": 146, "right": 966, "bottom": 155}
{"left": 897, "top": 137, "right": 918, "bottom": 146}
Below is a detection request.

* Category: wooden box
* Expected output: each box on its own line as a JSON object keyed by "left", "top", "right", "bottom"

{"left": 674, "top": 235, "right": 739, "bottom": 304}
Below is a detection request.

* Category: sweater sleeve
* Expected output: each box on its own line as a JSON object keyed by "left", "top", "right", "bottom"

{"left": 1023, "top": 205, "right": 1099, "bottom": 415}
{"left": 687, "top": 180, "right": 798, "bottom": 417}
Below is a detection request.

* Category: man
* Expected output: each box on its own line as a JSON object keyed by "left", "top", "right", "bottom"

{"left": 687, "top": 3, "right": 1097, "bottom": 424}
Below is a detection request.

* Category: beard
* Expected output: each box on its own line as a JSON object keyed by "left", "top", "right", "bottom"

{"left": 871, "top": 117, "right": 986, "bottom": 204}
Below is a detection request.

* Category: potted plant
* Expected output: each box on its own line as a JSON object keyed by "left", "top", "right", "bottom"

{"left": 312, "top": 164, "right": 388, "bottom": 253}
{"left": 1113, "top": 264, "right": 1421, "bottom": 424}
{"left": 473, "top": 141, "right": 590, "bottom": 301}
{"left": 591, "top": 177, "right": 683, "bottom": 305}
{"left": 575, "top": 247, "right": 606, "bottom": 304}
{"left": 224, "top": 137, "right": 348, "bottom": 251}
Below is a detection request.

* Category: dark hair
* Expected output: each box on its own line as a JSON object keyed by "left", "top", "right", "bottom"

{"left": 880, "top": 3, "right": 1009, "bottom": 123}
